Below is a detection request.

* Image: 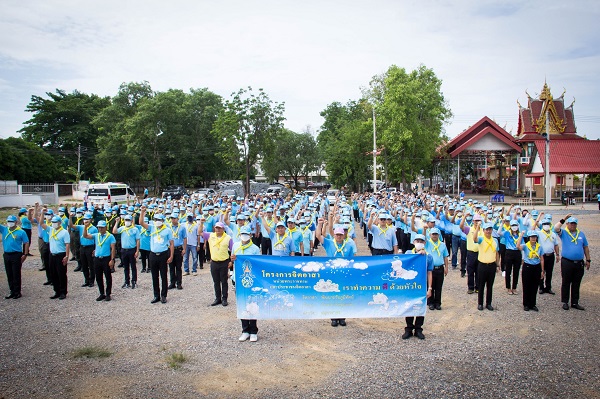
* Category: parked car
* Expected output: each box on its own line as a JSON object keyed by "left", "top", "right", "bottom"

{"left": 326, "top": 189, "right": 339, "bottom": 202}
{"left": 303, "top": 190, "right": 318, "bottom": 198}
{"left": 221, "top": 189, "right": 237, "bottom": 198}
{"left": 87, "top": 183, "right": 135, "bottom": 205}
{"left": 161, "top": 185, "right": 188, "bottom": 199}
{"left": 193, "top": 188, "right": 216, "bottom": 198}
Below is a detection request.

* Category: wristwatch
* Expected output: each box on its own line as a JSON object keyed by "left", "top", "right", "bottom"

{"left": 586, "top": 259, "right": 591, "bottom": 262}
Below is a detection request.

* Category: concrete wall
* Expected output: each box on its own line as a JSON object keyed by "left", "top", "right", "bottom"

{"left": 0, "top": 194, "right": 45, "bottom": 208}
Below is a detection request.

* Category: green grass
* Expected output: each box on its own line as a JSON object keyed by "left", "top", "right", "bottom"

{"left": 166, "top": 352, "right": 188, "bottom": 369}
{"left": 72, "top": 346, "right": 113, "bottom": 359}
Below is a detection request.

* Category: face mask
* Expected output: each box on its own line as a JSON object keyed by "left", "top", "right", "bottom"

{"left": 58, "top": 212, "right": 65, "bottom": 216}
{"left": 7, "top": 222, "right": 15, "bottom": 228}
{"left": 240, "top": 234, "right": 251, "bottom": 242}
{"left": 511, "top": 226, "right": 519, "bottom": 231}
{"left": 154, "top": 221, "right": 163, "bottom": 227}
{"left": 52, "top": 222, "right": 60, "bottom": 229}
{"left": 125, "top": 221, "right": 132, "bottom": 227}
{"left": 414, "top": 242, "right": 425, "bottom": 251}
{"left": 466, "top": 216, "right": 473, "bottom": 221}
{"left": 76, "top": 213, "right": 83, "bottom": 218}
{"left": 112, "top": 211, "right": 117, "bottom": 215}
{"left": 45, "top": 215, "right": 52, "bottom": 220}
{"left": 542, "top": 225, "right": 551, "bottom": 231}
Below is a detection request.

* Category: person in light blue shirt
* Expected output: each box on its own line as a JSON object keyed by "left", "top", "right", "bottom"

{"left": 264, "top": 220, "right": 294, "bottom": 256}
{"left": 298, "top": 220, "right": 314, "bottom": 256}
{"left": 183, "top": 215, "right": 199, "bottom": 275}
{"left": 554, "top": 215, "right": 590, "bottom": 310}
{"left": 138, "top": 217, "right": 152, "bottom": 273}
{"left": 517, "top": 231, "right": 544, "bottom": 311}
{"left": 425, "top": 228, "right": 449, "bottom": 310}
{"left": 113, "top": 215, "right": 140, "bottom": 289}
{"left": 502, "top": 220, "right": 523, "bottom": 294}
{"left": 537, "top": 218, "right": 559, "bottom": 295}
{"left": 367, "top": 212, "right": 398, "bottom": 255}
{"left": 286, "top": 218, "right": 304, "bottom": 256}
{"left": 84, "top": 220, "right": 116, "bottom": 301}
{"left": 42, "top": 214, "right": 71, "bottom": 300}
{"left": 1, "top": 215, "right": 30, "bottom": 299}
{"left": 403, "top": 234, "right": 433, "bottom": 340}
{"left": 168, "top": 214, "right": 187, "bottom": 290}
{"left": 18, "top": 207, "right": 33, "bottom": 256}
{"left": 139, "top": 210, "right": 174, "bottom": 304}
{"left": 75, "top": 213, "right": 98, "bottom": 287}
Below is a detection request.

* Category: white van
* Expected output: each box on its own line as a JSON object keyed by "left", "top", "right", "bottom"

{"left": 86, "top": 183, "right": 135, "bottom": 204}
{"left": 326, "top": 189, "right": 339, "bottom": 202}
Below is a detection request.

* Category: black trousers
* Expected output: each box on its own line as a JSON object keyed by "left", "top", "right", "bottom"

{"left": 459, "top": 240, "right": 467, "bottom": 272}
{"left": 428, "top": 267, "right": 445, "bottom": 306}
{"left": 499, "top": 243, "right": 506, "bottom": 272}
{"left": 23, "top": 228, "right": 32, "bottom": 254}
{"left": 70, "top": 230, "right": 80, "bottom": 261}
{"left": 504, "top": 249, "right": 522, "bottom": 289}
{"left": 372, "top": 248, "right": 393, "bottom": 255}
{"left": 39, "top": 240, "right": 51, "bottom": 282}
{"left": 540, "top": 253, "right": 555, "bottom": 292}
{"left": 197, "top": 243, "right": 205, "bottom": 267}
{"left": 561, "top": 258, "right": 585, "bottom": 305}
{"left": 466, "top": 250, "right": 478, "bottom": 290}
{"left": 94, "top": 257, "right": 112, "bottom": 296}
{"left": 261, "top": 237, "right": 272, "bottom": 255}
{"left": 80, "top": 245, "right": 95, "bottom": 284}
{"left": 443, "top": 233, "right": 452, "bottom": 254}
{"left": 50, "top": 252, "right": 68, "bottom": 295}
{"left": 169, "top": 247, "right": 183, "bottom": 287}
{"left": 522, "top": 262, "right": 541, "bottom": 307}
{"left": 241, "top": 319, "right": 258, "bottom": 334}
{"left": 211, "top": 259, "right": 230, "bottom": 301}
{"left": 4, "top": 252, "right": 23, "bottom": 295}
{"left": 405, "top": 316, "right": 424, "bottom": 332}
{"left": 121, "top": 248, "right": 137, "bottom": 284}
{"left": 140, "top": 249, "right": 150, "bottom": 270}
{"left": 477, "top": 262, "right": 496, "bottom": 306}
{"left": 150, "top": 251, "right": 169, "bottom": 299}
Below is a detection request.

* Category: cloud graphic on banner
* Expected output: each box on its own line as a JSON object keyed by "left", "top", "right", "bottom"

{"left": 251, "top": 287, "right": 262, "bottom": 292}
{"left": 328, "top": 258, "right": 351, "bottom": 268}
{"left": 246, "top": 302, "right": 260, "bottom": 316}
{"left": 391, "top": 259, "right": 418, "bottom": 280}
{"left": 313, "top": 279, "right": 340, "bottom": 292}
{"left": 368, "top": 293, "right": 398, "bottom": 310}
{"left": 353, "top": 262, "right": 368, "bottom": 270}
{"left": 298, "top": 261, "right": 324, "bottom": 272}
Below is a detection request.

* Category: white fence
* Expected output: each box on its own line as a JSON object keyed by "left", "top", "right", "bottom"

{"left": 0, "top": 181, "right": 59, "bottom": 207}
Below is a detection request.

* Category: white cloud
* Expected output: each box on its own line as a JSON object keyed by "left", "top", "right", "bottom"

{"left": 391, "top": 260, "right": 418, "bottom": 280}
{"left": 353, "top": 262, "right": 369, "bottom": 270}
{"left": 313, "top": 279, "right": 340, "bottom": 293}
{"left": 300, "top": 261, "right": 324, "bottom": 272}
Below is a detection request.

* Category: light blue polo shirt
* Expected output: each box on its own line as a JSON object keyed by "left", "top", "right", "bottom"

{"left": 522, "top": 242, "right": 542, "bottom": 265}
{"left": 502, "top": 230, "right": 522, "bottom": 251}
{"left": 287, "top": 228, "right": 304, "bottom": 253}
{"left": 170, "top": 223, "right": 187, "bottom": 247}
{"left": 77, "top": 224, "right": 98, "bottom": 246}
{"left": 20, "top": 216, "right": 32, "bottom": 230}
{"left": 323, "top": 237, "right": 357, "bottom": 257}
{"left": 138, "top": 225, "right": 151, "bottom": 251}
{"left": 150, "top": 224, "right": 174, "bottom": 253}
{"left": 369, "top": 224, "right": 398, "bottom": 251}
{"left": 232, "top": 241, "right": 261, "bottom": 255}
{"left": 91, "top": 232, "right": 116, "bottom": 257}
{"left": 538, "top": 229, "right": 559, "bottom": 255}
{"left": 117, "top": 225, "right": 140, "bottom": 249}
{"left": 425, "top": 238, "right": 449, "bottom": 266}
{"left": 269, "top": 231, "right": 294, "bottom": 256}
{"left": 48, "top": 226, "right": 70, "bottom": 254}
{"left": 0, "top": 225, "right": 29, "bottom": 253}
{"left": 558, "top": 228, "right": 588, "bottom": 261}
{"left": 260, "top": 217, "right": 276, "bottom": 237}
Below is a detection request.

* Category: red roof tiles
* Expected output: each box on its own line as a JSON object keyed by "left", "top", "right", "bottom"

{"left": 532, "top": 139, "right": 600, "bottom": 174}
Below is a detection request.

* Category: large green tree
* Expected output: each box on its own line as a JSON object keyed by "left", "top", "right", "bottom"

{"left": 19, "top": 89, "right": 111, "bottom": 181}
{"left": 0, "top": 137, "right": 61, "bottom": 182}
{"left": 364, "top": 64, "right": 452, "bottom": 187}
{"left": 213, "top": 87, "right": 285, "bottom": 195}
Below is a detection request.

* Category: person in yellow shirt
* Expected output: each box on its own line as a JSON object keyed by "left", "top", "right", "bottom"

{"left": 207, "top": 222, "right": 232, "bottom": 306}
{"left": 473, "top": 222, "right": 500, "bottom": 311}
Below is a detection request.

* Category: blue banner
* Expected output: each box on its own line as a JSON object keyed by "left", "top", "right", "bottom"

{"left": 234, "top": 254, "right": 427, "bottom": 319}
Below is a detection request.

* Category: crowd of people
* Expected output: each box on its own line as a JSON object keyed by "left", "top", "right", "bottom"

{"left": 0, "top": 189, "right": 594, "bottom": 341}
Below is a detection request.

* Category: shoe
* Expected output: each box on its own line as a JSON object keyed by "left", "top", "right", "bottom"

{"left": 167, "top": 284, "right": 175, "bottom": 290}
{"left": 43, "top": 281, "right": 52, "bottom": 285}
{"left": 339, "top": 319, "right": 347, "bottom": 327}
{"left": 96, "top": 295, "right": 106, "bottom": 301}
{"left": 211, "top": 300, "right": 222, "bottom": 306}
{"left": 141, "top": 269, "right": 146, "bottom": 273}
{"left": 475, "top": 289, "right": 479, "bottom": 293}
{"left": 192, "top": 272, "right": 198, "bottom": 276}
{"left": 50, "top": 294, "right": 60, "bottom": 299}
{"left": 402, "top": 330, "right": 413, "bottom": 339}
{"left": 27, "top": 253, "right": 34, "bottom": 256}
{"left": 59, "top": 294, "right": 66, "bottom": 300}
{"left": 414, "top": 330, "right": 425, "bottom": 340}
{"left": 105, "top": 295, "right": 111, "bottom": 302}
{"left": 547, "top": 290, "right": 555, "bottom": 295}
{"left": 81, "top": 282, "right": 89, "bottom": 287}
{"left": 571, "top": 304, "right": 585, "bottom": 310}
{"left": 160, "top": 296, "right": 167, "bottom": 304}
{"left": 73, "top": 266, "right": 82, "bottom": 272}
{"left": 88, "top": 282, "right": 94, "bottom": 287}
{"left": 562, "top": 303, "right": 569, "bottom": 310}
{"left": 222, "top": 300, "right": 228, "bottom": 306}
{"left": 508, "top": 289, "right": 512, "bottom": 294}
{"left": 467, "top": 290, "right": 474, "bottom": 294}
{"left": 176, "top": 285, "right": 183, "bottom": 290}
{"left": 117, "top": 263, "right": 123, "bottom": 268}
{"left": 524, "top": 306, "right": 530, "bottom": 311}
{"left": 331, "top": 319, "right": 339, "bottom": 327}
{"left": 151, "top": 297, "right": 160, "bottom": 304}
{"left": 5, "top": 293, "right": 15, "bottom": 299}
{"left": 239, "top": 332, "right": 250, "bottom": 341}
{"left": 39, "top": 267, "right": 46, "bottom": 271}
{"left": 249, "top": 334, "right": 258, "bottom": 342}
{"left": 146, "top": 269, "right": 151, "bottom": 273}
{"left": 70, "top": 257, "right": 76, "bottom": 261}
{"left": 183, "top": 272, "right": 190, "bottom": 276}
{"left": 539, "top": 289, "right": 545, "bottom": 295}
{"left": 131, "top": 282, "right": 136, "bottom": 289}
{"left": 531, "top": 306, "right": 539, "bottom": 312}
{"left": 477, "top": 305, "right": 484, "bottom": 311}
{"left": 12, "top": 293, "right": 22, "bottom": 299}
{"left": 452, "top": 266, "right": 457, "bottom": 270}
{"left": 511, "top": 289, "right": 517, "bottom": 295}
{"left": 428, "top": 304, "right": 435, "bottom": 310}
{"left": 460, "top": 271, "right": 465, "bottom": 278}
{"left": 435, "top": 304, "right": 442, "bottom": 310}
{"left": 122, "top": 283, "right": 130, "bottom": 289}
{"left": 486, "top": 305, "right": 494, "bottom": 311}
{"left": 200, "top": 266, "right": 204, "bottom": 269}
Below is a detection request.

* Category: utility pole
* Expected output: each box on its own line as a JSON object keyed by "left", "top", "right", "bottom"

{"left": 372, "top": 107, "right": 377, "bottom": 192}
{"left": 77, "top": 144, "right": 81, "bottom": 182}
{"left": 544, "top": 110, "right": 551, "bottom": 205}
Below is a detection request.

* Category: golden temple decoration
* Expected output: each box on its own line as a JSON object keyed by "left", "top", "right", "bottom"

{"left": 534, "top": 83, "right": 567, "bottom": 134}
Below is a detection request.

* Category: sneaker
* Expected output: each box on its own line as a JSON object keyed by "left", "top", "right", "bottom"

{"left": 249, "top": 334, "right": 258, "bottom": 342}
{"left": 467, "top": 290, "right": 474, "bottom": 294}
{"left": 192, "top": 272, "right": 198, "bottom": 276}
{"left": 122, "top": 283, "right": 130, "bottom": 289}
{"left": 183, "top": 272, "right": 190, "bottom": 276}
{"left": 239, "top": 333, "right": 250, "bottom": 341}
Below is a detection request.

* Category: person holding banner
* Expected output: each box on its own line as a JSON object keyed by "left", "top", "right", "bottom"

{"left": 426, "top": 227, "right": 449, "bottom": 310}
{"left": 316, "top": 218, "right": 357, "bottom": 327}
{"left": 230, "top": 225, "right": 261, "bottom": 342}
{"left": 403, "top": 234, "right": 433, "bottom": 340}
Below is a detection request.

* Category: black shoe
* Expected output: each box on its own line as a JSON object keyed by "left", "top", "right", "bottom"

{"left": 176, "top": 285, "right": 183, "bottom": 290}
{"left": 50, "top": 294, "right": 60, "bottom": 299}
{"left": 88, "top": 282, "right": 94, "bottom": 287}
{"left": 571, "top": 304, "right": 585, "bottom": 310}
{"left": 167, "top": 284, "right": 175, "bottom": 290}
{"left": 486, "top": 304, "right": 494, "bottom": 311}
{"left": 562, "top": 303, "right": 569, "bottom": 310}
{"left": 39, "top": 267, "right": 46, "bottom": 271}
{"left": 435, "top": 304, "right": 442, "bottom": 310}
{"left": 547, "top": 290, "right": 555, "bottom": 295}
{"left": 27, "top": 253, "right": 34, "bottom": 256}
{"left": 105, "top": 295, "right": 111, "bottom": 302}
{"left": 122, "top": 283, "right": 130, "bottom": 289}
{"left": 331, "top": 319, "right": 339, "bottom": 327}
{"left": 96, "top": 295, "right": 106, "bottom": 301}
{"left": 160, "top": 296, "right": 167, "bottom": 304}
{"left": 428, "top": 304, "right": 435, "bottom": 310}
{"left": 58, "top": 294, "right": 66, "bottom": 300}
{"left": 70, "top": 257, "right": 76, "bottom": 261}
{"left": 539, "top": 289, "right": 544, "bottom": 295}
{"left": 12, "top": 293, "right": 22, "bottom": 299}
{"left": 151, "top": 297, "right": 160, "bottom": 304}
{"left": 531, "top": 306, "right": 539, "bottom": 312}
{"left": 222, "top": 300, "right": 228, "bottom": 306}
{"left": 414, "top": 330, "right": 425, "bottom": 340}
{"left": 43, "top": 281, "right": 52, "bottom": 285}
{"left": 402, "top": 330, "right": 413, "bottom": 339}
{"left": 147, "top": 269, "right": 152, "bottom": 273}
{"left": 211, "top": 300, "right": 222, "bottom": 306}
{"left": 477, "top": 305, "right": 484, "bottom": 311}
{"left": 5, "top": 293, "right": 15, "bottom": 299}
{"left": 524, "top": 306, "right": 530, "bottom": 311}
{"left": 81, "top": 282, "right": 89, "bottom": 287}
{"left": 460, "top": 271, "right": 466, "bottom": 278}
{"left": 339, "top": 319, "right": 347, "bottom": 327}
{"left": 200, "top": 266, "right": 204, "bottom": 269}
{"left": 117, "top": 264, "right": 123, "bottom": 268}
{"left": 131, "top": 282, "right": 136, "bottom": 289}
{"left": 73, "top": 266, "right": 82, "bottom": 272}
{"left": 141, "top": 269, "right": 146, "bottom": 273}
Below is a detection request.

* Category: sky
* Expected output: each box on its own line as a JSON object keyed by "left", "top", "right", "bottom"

{"left": 1, "top": 0, "right": 600, "bottom": 141}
